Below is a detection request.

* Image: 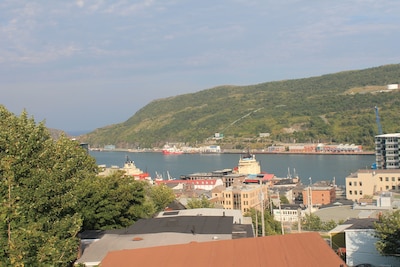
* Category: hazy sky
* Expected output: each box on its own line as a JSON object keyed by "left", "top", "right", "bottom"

{"left": 2, "top": 0, "right": 400, "bottom": 134}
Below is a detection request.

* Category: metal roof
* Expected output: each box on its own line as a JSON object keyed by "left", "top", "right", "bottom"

{"left": 101, "top": 232, "right": 347, "bottom": 267}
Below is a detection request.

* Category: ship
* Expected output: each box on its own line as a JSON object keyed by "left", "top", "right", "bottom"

{"left": 98, "top": 156, "right": 152, "bottom": 182}
{"left": 162, "top": 144, "right": 184, "bottom": 155}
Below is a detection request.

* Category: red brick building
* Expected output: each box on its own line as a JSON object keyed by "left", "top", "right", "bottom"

{"left": 302, "top": 185, "right": 336, "bottom": 206}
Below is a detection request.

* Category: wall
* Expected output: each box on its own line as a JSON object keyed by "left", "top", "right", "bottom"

{"left": 345, "top": 229, "right": 398, "bottom": 267}
{"left": 346, "top": 170, "right": 400, "bottom": 202}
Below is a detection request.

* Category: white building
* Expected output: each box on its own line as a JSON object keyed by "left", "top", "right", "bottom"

{"left": 375, "top": 133, "right": 400, "bottom": 169}
{"left": 329, "top": 218, "right": 398, "bottom": 267}
{"left": 273, "top": 204, "right": 306, "bottom": 223}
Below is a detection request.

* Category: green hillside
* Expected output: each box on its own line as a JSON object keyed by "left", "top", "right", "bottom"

{"left": 80, "top": 64, "right": 400, "bottom": 150}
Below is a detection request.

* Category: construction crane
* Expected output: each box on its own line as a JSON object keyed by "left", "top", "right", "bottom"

{"left": 375, "top": 106, "right": 383, "bottom": 135}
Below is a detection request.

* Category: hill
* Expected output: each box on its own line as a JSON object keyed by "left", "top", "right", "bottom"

{"left": 79, "top": 64, "right": 400, "bottom": 150}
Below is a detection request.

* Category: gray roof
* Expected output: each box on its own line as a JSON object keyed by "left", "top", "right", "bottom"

{"left": 280, "top": 204, "right": 306, "bottom": 210}
{"left": 76, "top": 232, "right": 234, "bottom": 266}
{"left": 157, "top": 208, "right": 247, "bottom": 224}
{"left": 77, "top": 215, "right": 239, "bottom": 265}
{"left": 76, "top": 210, "right": 253, "bottom": 266}
{"left": 123, "top": 215, "right": 233, "bottom": 235}
{"left": 232, "top": 224, "right": 254, "bottom": 239}
{"left": 343, "top": 218, "right": 378, "bottom": 229}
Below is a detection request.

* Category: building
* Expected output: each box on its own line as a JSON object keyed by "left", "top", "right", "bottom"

{"left": 76, "top": 209, "right": 253, "bottom": 266}
{"left": 273, "top": 204, "right": 306, "bottom": 223}
{"left": 199, "top": 145, "right": 221, "bottom": 153}
{"left": 302, "top": 183, "right": 336, "bottom": 207}
{"left": 387, "top": 83, "right": 399, "bottom": 90}
{"left": 288, "top": 144, "right": 317, "bottom": 153}
{"left": 329, "top": 218, "right": 398, "bottom": 267}
{"left": 212, "top": 182, "right": 269, "bottom": 214}
{"left": 345, "top": 169, "right": 400, "bottom": 202}
{"left": 267, "top": 145, "right": 286, "bottom": 152}
{"left": 316, "top": 144, "right": 363, "bottom": 153}
{"left": 100, "top": 232, "right": 347, "bottom": 267}
{"left": 375, "top": 133, "right": 400, "bottom": 169}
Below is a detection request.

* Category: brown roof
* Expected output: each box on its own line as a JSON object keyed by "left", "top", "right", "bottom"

{"left": 100, "top": 232, "right": 346, "bottom": 267}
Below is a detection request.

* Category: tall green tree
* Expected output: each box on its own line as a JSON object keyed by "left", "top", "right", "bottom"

{"left": 301, "top": 213, "right": 337, "bottom": 231}
{"left": 374, "top": 210, "right": 400, "bottom": 257}
{"left": 245, "top": 207, "right": 281, "bottom": 236}
{"left": 0, "top": 106, "right": 98, "bottom": 266}
{"left": 78, "top": 173, "right": 148, "bottom": 230}
{"left": 187, "top": 196, "right": 215, "bottom": 209}
{"left": 148, "top": 184, "right": 175, "bottom": 212}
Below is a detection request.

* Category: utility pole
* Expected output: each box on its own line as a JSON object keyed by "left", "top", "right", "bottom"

{"left": 260, "top": 190, "right": 265, "bottom": 237}
{"left": 308, "top": 177, "right": 313, "bottom": 214}
{"left": 255, "top": 208, "right": 258, "bottom": 237}
{"left": 278, "top": 193, "right": 284, "bottom": 235}
{"left": 297, "top": 207, "right": 302, "bottom": 233}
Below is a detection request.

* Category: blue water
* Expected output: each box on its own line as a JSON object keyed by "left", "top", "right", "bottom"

{"left": 90, "top": 151, "right": 375, "bottom": 186}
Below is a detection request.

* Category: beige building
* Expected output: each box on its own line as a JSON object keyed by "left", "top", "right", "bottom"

{"left": 345, "top": 169, "right": 400, "bottom": 202}
{"left": 212, "top": 183, "right": 269, "bottom": 214}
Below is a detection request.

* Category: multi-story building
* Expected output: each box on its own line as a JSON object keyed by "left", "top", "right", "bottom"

{"left": 302, "top": 184, "right": 336, "bottom": 207}
{"left": 212, "top": 182, "right": 269, "bottom": 214}
{"left": 375, "top": 133, "right": 400, "bottom": 169}
{"left": 345, "top": 169, "right": 400, "bottom": 202}
{"left": 273, "top": 204, "right": 307, "bottom": 223}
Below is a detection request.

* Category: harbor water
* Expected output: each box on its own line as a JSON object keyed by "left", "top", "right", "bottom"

{"left": 90, "top": 151, "right": 375, "bottom": 186}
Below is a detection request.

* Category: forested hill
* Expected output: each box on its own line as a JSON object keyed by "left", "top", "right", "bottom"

{"left": 80, "top": 64, "right": 400, "bottom": 149}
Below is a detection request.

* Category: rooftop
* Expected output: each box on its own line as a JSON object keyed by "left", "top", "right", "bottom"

{"left": 77, "top": 211, "right": 254, "bottom": 265}
{"left": 101, "top": 232, "right": 346, "bottom": 267}
{"left": 376, "top": 133, "right": 400, "bottom": 138}
{"left": 156, "top": 208, "right": 248, "bottom": 224}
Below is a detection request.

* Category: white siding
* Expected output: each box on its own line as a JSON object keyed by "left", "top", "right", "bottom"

{"left": 345, "top": 229, "right": 398, "bottom": 267}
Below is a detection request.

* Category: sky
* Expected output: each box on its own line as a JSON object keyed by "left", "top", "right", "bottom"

{"left": 2, "top": 0, "right": 400, "bottom": 134}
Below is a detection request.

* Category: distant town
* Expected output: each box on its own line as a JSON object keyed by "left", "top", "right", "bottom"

{"left": 76, "top": 133, "right": 400, "bottom": 266}
{"left": 90, "top": 141, "right": 374, "bottom": 155}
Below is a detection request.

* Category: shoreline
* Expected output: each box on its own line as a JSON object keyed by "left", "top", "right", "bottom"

{"left": 90, "top": 148, "right": 375, "bottom": 155}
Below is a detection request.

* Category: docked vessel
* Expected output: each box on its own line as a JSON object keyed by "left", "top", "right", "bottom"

{"left": 162, "top": 144, "right": 184, "bottom": 155}
{"left": 98, "top": 156, "right": 152, "bottom": 182}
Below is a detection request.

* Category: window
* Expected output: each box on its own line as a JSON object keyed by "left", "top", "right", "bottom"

{"left": 355, "top": 190, "right": 358, "bottom": 195}
{"left": 349, "top": 190, "right": 352, "bottom": 195}
{"left": 359, "top": 182, "right": 362, "bottom": 186}
{"left": 386, "top": 177, "right": 389, "bottom": 182}
{"left": 392, "top": 186, "right": 396, "bottom": 190}
{"left": 392, "top": 177, "right": 396, "bottom": 182}
{"left": 354, "top": 182, "right": 357, "bottom": 186}
{"left": 349, "top": 182, "right": 352, "bottom": 186}
{"left": 386, "top": 186, "right": 389, "bottom": 190}
{"left": 359, "top": 191, "right": 363, "bottom": 196}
